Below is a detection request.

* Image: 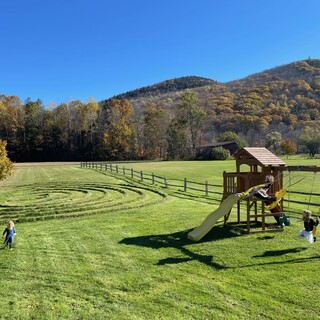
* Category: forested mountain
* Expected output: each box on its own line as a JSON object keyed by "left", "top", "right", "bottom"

{"left": 116, "top": 59, "right": 320, "bottom": 150}
{"left": 1, "top": 59, "right": 320, "bottom": 161}
{"left": 113, "top": 76, "right": 218, "bottom": 99}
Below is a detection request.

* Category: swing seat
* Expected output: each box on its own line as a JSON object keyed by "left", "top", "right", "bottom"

{"left": 312, "top": 226, "right": 317, "bottom": 236}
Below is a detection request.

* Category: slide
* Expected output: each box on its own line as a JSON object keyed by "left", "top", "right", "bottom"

{"left": 188, "top": 194, "right": 240, "bottom": 241}
{"left": 188, "top": 185, "right": 286, "bottom": 242}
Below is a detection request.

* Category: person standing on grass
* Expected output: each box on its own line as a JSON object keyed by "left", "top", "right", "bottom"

{"left": 2, "top": 220, "right": 16, "bottom": 250}
{"left": 299, "top": 210, "right": 319, "bottom": 243}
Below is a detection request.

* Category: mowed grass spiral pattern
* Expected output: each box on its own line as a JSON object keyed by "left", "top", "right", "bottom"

{"left": 0, "top": 164, "right": 167, "bottom": 223}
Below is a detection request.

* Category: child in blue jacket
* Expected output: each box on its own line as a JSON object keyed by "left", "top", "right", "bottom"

{"left": 2, "top": 220, "right": 16, "bottom": 250}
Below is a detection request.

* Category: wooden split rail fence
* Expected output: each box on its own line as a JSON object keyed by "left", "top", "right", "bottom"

{"left": 80, "top": 162, "right": 223, "bottom": 197}
{"left": 81, "top": 162, "right": 320, "bottom": 211}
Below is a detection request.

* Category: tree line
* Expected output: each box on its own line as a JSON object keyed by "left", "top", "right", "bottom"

{"left": 0, "top": 89, "right": 319, "bottom": 162}
{"left": 0, "top": 92, "right": 207, "bottom": 161}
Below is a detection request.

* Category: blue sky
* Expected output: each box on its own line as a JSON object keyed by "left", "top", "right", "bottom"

{"left": 1, "top": 0, "right": 320, "bottom": 106}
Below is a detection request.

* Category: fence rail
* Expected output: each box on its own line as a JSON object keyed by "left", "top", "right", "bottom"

{"left": 81, "top": 162, "right": 320, "bottom": 210}
{"left": 81, "top": 162, "right": 223, "bottom": 197}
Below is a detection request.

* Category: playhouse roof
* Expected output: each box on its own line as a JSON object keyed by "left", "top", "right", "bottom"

{"left": 235, "top": 147, "right": 286, "bottom": 166}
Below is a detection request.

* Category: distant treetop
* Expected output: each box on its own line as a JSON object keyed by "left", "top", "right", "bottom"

{"left": 111, "top": 76, "right": 218, "bottom": 100}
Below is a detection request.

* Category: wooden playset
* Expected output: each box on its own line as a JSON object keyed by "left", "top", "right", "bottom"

{"left": 222, "top": 147, "right": 287, "bottom": 233}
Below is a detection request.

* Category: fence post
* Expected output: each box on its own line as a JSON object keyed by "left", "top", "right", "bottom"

{"left": 131, "top": 168, "right": 134, "bottom": 178}
{"left": 164, "top": 177, "right": 167, "bottom": 188}
{"left": 110, "top": 164, "right": 113, "bottom": 172}
{"left": 123, "top": 166, "right": 125, "bottom": 175}
{"left": 140, "top": 171, "right": 143, "bottom": 182}
{"left": 205, "top": 180, "right": 208, "bottom": 196}
{"left": 184, "top": 178, "right": 187, "bottom": 192}
{"left": 152, "top": 173, "right": 155, "bottom": 184}
{"left": 116, "top": 165, "right": 119, "bottom": 173}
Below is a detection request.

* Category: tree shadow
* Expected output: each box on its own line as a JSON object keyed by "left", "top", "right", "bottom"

{"left": 234, "top": 254, "right": 320, "bottom": 269}
{"left": 215, "top": 246, "right": 319, "bottom": 269}
{"left": 119, "top": 225, "right": 242, "bottom": 269}
{"left": 252, "top": 247, "right": 308, "bottom": 258}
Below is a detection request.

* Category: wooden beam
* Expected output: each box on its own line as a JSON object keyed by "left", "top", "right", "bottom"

{"left": 286, "top": 166, "right": 320, "bottom": 172}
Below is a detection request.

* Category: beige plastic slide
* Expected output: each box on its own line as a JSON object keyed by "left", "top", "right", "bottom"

{"left": 188, "top": 194, "right": 239, "bottom": 241}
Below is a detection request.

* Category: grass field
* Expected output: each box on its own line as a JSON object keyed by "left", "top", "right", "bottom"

{"left": 0, "top": 160, "right": 319, "bottom": 319}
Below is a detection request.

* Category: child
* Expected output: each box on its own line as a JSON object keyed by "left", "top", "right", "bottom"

{"left": 236, "top": 175, "right": 282, "bottom": 223}
{"left": 299, "top": 210, "right": 319, "bottom": 243}
{"left": 2, "top": 220, "right": 16, "bottom": 250}
{"left": 241, "top": 175, "right": 277, "bottom": 202}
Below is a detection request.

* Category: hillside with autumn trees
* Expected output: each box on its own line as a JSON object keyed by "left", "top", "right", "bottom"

{"left": 1, "top": 59, "right": 320, "bottom": 161}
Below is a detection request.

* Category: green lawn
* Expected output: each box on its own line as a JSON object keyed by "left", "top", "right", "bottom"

{"left": 0, "top": 160, "right": 319, "bottom": 319}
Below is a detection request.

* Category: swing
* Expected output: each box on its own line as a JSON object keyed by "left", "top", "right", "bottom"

{"left": 308, "top": 171, "right": 317, "bottom": 210}
{"left": 308, "top": 172, "right": 318, "bottom": 236}
{"left": 269, "top": 172, "right": 307, "bottom": 211}
{"left": 287, "top": 171, "right": 291, "bottom": 211}
{"left": 312, "top": 224, "right": 318, "bottom": 237}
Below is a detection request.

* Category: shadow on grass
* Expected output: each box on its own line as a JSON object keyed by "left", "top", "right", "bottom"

{"left": 257, "top": 236, "right": 275, "bottom": 240}
{"left": 234, "top": 253, "right": 320, "bottom": 269}
{"left": 120, "top": 227, "right": 320, "bottom": 269}
{"left": 253, "top": 247, "right": 308, "bottom": 257}
{"left": 119, "top": 225, "right": 241, "bottom": 269}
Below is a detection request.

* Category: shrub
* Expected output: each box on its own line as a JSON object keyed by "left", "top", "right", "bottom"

{"left": 211, "top": 146, "right": 230, "bottom": 160}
